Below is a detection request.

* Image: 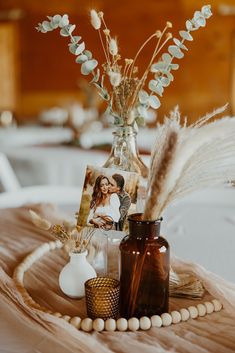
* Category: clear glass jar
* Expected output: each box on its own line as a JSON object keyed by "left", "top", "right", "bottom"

{"left": 119, "top": 213, "right": 169, "bottom": 319}
{"left": 103, "top": 126, "right": 148, "bottom": 179}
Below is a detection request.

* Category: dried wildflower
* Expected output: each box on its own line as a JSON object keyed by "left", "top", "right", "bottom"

{"left": 156, "top": 30, "right": 162, "bottom": 38}
{"left": 37, "top": 5, "right": 213, "bottom": 127}
{"left": 166, "top": 21, "right": 173, "bottom": 28}
{"left": 166, "top": 33, "right": 173, "bottom": 39}
{"left": 90, "top": 9, "right": 101, "bottom": 30}
{"left": 125, "top": 58, "right": 133, "bottom": 65}
{"left": 29, "top": 210, "right": 51, "bottom": 231}
{"left": 109, "top": 38, "right": 118, "bottom": 56}
{"left": 109, "top": 71, "right": 122, "bottom": 87}
{"left": 103, "top": 29, "right": 110, "bottom": 36}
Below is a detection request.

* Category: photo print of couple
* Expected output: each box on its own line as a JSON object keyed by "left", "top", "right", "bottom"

{"left": 77, "top": 165, "right": 140, "bottom": 232}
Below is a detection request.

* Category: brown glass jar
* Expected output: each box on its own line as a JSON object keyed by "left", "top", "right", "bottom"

{"left": 119, "top": 213, "right": 169, "bottom": 319}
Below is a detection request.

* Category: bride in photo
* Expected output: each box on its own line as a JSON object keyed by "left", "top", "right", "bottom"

{"left": 87, "top": 175, "right": 120, "bottom": 229}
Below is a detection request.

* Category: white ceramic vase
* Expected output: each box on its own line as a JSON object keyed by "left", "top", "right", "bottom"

{"left": 59, "top": 250, "right": 97, "bottom": 298}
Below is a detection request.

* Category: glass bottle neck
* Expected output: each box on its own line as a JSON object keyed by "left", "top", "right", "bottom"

{"left": 103, "top": 126, "right": 149, "bottom": 178}
{"left": 128, "top": 213, "right": 161, "bottom": 240}
{"left": 111, "top": 126, "right": 139, "bottom": 158}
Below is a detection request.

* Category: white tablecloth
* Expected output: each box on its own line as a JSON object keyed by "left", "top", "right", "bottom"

{"left": 0, "top": 145, "right": 150, "bottom": 188}
{"left": 1, "top": 146, "right": 109, "bottom": 187}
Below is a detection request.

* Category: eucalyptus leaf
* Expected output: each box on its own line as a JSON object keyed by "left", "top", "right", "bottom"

{"left": 69, "top": 43, "right": 78, "bottom": 54}
{"left": 90, "top": 69, "right": 100, "bottom": 83}
{"left": 168, "top": 45, "right": 184, "bottom": 59}
{"left": 201, "top": 5, "right": 212, "bottom": 19}
{"left": 169, "top": 63, "right": 179, "bottom": 70}
{"left": 75, "top": 42, "right": 85, "bottom": 55}
{"left": 162, "top": 53, "right": 172, "bottom": 64}
{"left": 161, "top": 70, "right": 174, "bottom": 82}
{"left": 137, "top": 105, "right": 148, "bottom": 119}
{"left": 75, "top": 54, "right": 88, "bottom": 63}
{"left": 179, "top": 31, "right": 193, "bottom": 41}
{"left": 138, "top": 90, "right": 149, "bottom": 104}
{"left": 159, "top": 76, "right": 171, "bottom": 87}
{"left": 92, "top": 82, "right": 102, "bottom": 90}
{"left": 151, "top": 62, "right": 168, "bottom": 72}
{"left": 148, "top": 79, "right": 164, "bottom": 96}
{"left": 136, "top": 116, "right": 146, "bottom": 126}
{"left": 59, "top": 14, "right": 69, "bottom": 28}
{"left": 72, "top": 36, "right": 82, "bottom": 43}
{"left": 84, "top": 50, "right": 92, "bottom": 59}
{"left": 113, "top": 115, "right": 124, "bottom": 126}
{"left": 60, "top": 26, "right": 70, "bottom": 37}
{"left": 148, "top": 95, "right": 161, "bottom": 109}
{"left": 81, "top": 59, "right": 98, "bottom": 75}
{"left": 42, "top": 21, "right": 53, "bottom": 31}
{"left": 193, "top": 16, "right": 206, "bottom": 27}
{"left": 68, "top": 24, "right": 76, "bottom": 35}
{"left": 51, "top": 15, "right": 61, "bottom": 28}
{"left": 186, "top": 20, "right": 193, "bottom": 31}
{"left": 173, "top": 38, "right": 188, "bottom": 51}
{"left": 98, "top": 90, "right": 110, "bottom": 101}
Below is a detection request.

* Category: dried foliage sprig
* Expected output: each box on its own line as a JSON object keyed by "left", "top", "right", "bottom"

{"left": 143, "top": 104, "right": 235, "bottom": 220}
{"left": 36, "top": 6, "right": 212, "bottom": 128}
{"left": 29, "top": 210, "right": 95, "bottom": 253}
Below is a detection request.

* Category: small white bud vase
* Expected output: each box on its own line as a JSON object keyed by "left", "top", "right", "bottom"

{"left": 59, "top": 250, "right": 97, "bottom": 298}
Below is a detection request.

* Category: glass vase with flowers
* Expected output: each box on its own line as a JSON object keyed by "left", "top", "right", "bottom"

{"left": 36, "top": 5, "right": 212, "bottom": 178}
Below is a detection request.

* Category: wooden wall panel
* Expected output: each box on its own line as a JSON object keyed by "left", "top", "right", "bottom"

{"left": 0, "top": 0, "right": 235, "bottom": 123}
{"left": 0, "top": 22, "right": 18, "bottom": 111}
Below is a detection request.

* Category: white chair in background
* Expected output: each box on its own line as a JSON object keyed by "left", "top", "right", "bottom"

{"left": 0, "top": 152, "right": 21, "bottom": 191}
{"left": 0, "top": 153, "right": 82, "bottom": 212}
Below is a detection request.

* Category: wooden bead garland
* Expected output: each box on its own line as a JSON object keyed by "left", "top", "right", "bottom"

{"left": 13, "top": 240, "right": 224, "bottom": 333}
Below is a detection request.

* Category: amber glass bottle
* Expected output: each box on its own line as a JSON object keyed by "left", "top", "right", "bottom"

{"left": 119, "top": 213, "right": 169, "bottom": 319}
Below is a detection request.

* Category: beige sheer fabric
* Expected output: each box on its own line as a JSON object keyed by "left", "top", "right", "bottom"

{"left": 0, "top": 204, "right": 235, "bottom": 353}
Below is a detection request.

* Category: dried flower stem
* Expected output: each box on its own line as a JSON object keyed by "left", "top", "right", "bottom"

{"left": 98, "top": 29, "right": 111, "bottom": 69}
{"left": 143, "top": 131, "right": 178, "bottom": 220}
{"left": 129, "top": 32, "right": 158, "bottom": 78}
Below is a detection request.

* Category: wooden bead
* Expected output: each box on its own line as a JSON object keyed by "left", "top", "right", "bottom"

{"left": 128, "top": 317, "right": 140, "bottom": 331}
{"left": 70, "top": 316, "right": 81, "bottom": 329}
{"left": 171, "top": 311, "right": 181, "bottom": 324}
{"left": 151, "top": 315, "right": 162, "bottom": 327}
{"left": 197, "top": 303, "right": 207, "bottom": 317}
{"left": 116, "top": 318, "right": 128, "bottom": 331}
{"left": 105, "top": 318, "right": 116, "bottom": 331}
{"left": 93, "top": 318, "right": 105, "bottom": 332}
{"left": 188, "top": 306, "right": 198, "bottom": 319}
{"left": 81, "top": 318, "right": 93, "bottom": 332}
{"left": 212, "top": 299, "right": 222, "bottom": 312}
{"left": 49, "top": 241, "right": 56, "bottom": 250}
{"left": 53, "top": 312, "right": 62, "bottom": 317}
{"left": 61, "top": 315, "right": 71, "bottom": 321}
{"left": 41, "top": 243, "right": 50, "bottom": 252}
{"left": 204, "top": 301, "right": 214, "bottom": 314}
{"left": 139, "top": 316, "right": 151, "bottom": 330}
{"left": 161, "top": 313, "right": 172, "bottom": 327}
{"left": 180, "top": 308, "right": 190, "bottom": 321}
{"left": 55, "top": 240, "right": 63, "bottom": 248}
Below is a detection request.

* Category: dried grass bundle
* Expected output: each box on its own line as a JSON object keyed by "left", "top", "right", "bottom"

{"left": 143, "top": 105, "right": 235, "bottom": 298}
{"left": 144, "top": 104, "right": 235, "bottom": 220}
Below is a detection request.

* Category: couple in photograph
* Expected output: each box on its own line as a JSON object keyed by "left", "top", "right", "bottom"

{"left": 87, "top": 173, "right": 131, "bottom": 231}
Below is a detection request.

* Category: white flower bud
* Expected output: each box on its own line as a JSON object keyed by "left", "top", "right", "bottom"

{"left": 127, "top": 110, "right": 135, "bottom": 125}
{"left": 108, "top": 71, "right": 122, "bottom": 87}
{"left": 109, "top": 38, "right": 118, "bottom": 56}
{"left": 90, "top": 9, "right": 101, "bottom": 30}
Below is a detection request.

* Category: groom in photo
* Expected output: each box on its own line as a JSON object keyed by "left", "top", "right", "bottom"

{"left": 109, "top": 173, "right": 131, "bottom": 231}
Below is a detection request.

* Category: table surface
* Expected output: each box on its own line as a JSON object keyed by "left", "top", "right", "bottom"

{"left": 0, "top": 204, "right": 235, "bottom": 353}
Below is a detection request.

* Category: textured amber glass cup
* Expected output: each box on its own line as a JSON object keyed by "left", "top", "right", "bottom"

{"left": 85, "top": 277, "right": 120, "bottom": 320}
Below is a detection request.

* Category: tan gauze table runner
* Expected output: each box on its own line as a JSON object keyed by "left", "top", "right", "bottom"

{"left": 0, "top": 204, "right": 235, "bottom": 353}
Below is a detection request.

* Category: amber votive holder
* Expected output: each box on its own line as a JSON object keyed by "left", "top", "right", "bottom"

{"left": 85, "top": 277, "right": 120, "bottom": 320}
